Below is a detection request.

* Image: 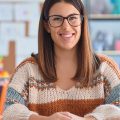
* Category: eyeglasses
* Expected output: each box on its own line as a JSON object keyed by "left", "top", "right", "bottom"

{"left": 48, "top": 14, "right": 83, "bottom": 28}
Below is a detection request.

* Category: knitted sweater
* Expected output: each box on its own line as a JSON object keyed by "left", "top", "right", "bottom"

{"left": 3, "top": 54, "right": 120, "bottom": 120}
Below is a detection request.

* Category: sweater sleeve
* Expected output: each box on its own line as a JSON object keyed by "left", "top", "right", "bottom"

{"left": 85, "top": 55, "right": 120, "bottom": 120}
{"left": 3, "top": 62, "right": 38, "bottom": 120}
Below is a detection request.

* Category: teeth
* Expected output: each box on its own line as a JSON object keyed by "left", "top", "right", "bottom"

{"left": 61, "top": 34, "right": 73, "bottom": 38}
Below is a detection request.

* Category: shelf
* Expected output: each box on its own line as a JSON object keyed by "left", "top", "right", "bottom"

{"left": 89, "top": 14, "right": 120, "bottom": 20}
{"left": 0, "top": 0, "right": 44, "bottom": 2}
{"left": 97, "top": 51, "right": 120, "bottom": 55}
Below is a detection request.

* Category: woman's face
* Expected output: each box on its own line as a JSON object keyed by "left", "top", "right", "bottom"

{"left": 47, "top": 2, "right": 81, "bottom": 51}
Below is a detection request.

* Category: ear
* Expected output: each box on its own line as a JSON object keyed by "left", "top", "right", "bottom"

{"left": 44, "top": 21, "right": 51, "bottom": 33}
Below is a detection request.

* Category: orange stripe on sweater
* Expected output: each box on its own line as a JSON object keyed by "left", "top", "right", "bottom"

{"left": 28, "top": 99, "right": 104, "bottom": 117}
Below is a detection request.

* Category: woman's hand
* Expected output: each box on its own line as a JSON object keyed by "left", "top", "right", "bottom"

{"left": 106, "top": 115, "right": 120, "bottom": 120}
{"left": 60, "top": 112, "right": 86, "bottom": 120}
{"left": 46, "top": 112, "right": 72, "bottom": 120}
{"left": 29, "top": 112, "right": 96, "bottom": 120}
{"left": 29, "top": 112, "right": 72, "bottom": 120}
{"left": 60, "top": 112, "right": 96, "bottom": 120}
{"left": 29, "top": 114, "right": 47, "bottom": 120}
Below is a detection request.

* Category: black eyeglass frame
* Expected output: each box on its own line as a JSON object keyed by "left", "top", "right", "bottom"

{"left": 47, "top": 14, "right": 84, "bottom": 28}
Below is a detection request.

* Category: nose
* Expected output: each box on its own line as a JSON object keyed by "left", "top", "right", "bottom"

{"left": 62, "top": 19, "right": 71, "bottom": 29}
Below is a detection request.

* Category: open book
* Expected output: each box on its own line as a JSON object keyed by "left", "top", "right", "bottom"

{"left": 0, "top": 78, "right": 8, "bottom": 115}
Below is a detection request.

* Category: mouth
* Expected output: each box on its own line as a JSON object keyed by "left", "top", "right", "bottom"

{"left": 59, "top": 33, "right": 75, "bottom": 40}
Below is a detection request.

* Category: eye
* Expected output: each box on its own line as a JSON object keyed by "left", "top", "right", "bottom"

{"left": 69, "top": 15, "right": 78, "bottom": 21}
{"left": 52, "top": 16, "right": 62, "bottom": 21}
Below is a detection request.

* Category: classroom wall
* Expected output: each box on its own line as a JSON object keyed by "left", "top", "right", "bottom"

{"left": 0, "top": 0, "right": 44, "bottom": 74}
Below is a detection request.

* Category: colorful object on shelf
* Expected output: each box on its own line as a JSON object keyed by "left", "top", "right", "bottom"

{"left": 115, "top": 40, "right": 120, "bottom": 50}
{"left": 0, "top": 78, "right": 8, "bottom": 115}
{"left": 0, "top": 56, "right": 3, "bottom": 72}
{"left": 0, "top": 56, "right": 9, "bottom": 115}
{"left": 0, "top": 56, "right": 9, "bottom": 78}
{"left": 111, "top": 0, "right": 120, "bottom": 14}
{"left": 90, "top": 0, "right": 112, "bottom": 14}
{"left": 0, "top": 71, "right": 9, "bottom": 78}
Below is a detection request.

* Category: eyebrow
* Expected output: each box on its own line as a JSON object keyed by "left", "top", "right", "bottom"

{"left": 49, "top": 13, "right": 80, "bottom": 17}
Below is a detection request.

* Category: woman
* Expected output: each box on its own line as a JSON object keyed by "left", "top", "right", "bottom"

{"left": 3, "top": 0, "right": 120, "bottom": 120}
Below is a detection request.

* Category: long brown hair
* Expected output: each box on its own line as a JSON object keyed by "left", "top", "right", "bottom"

{"left": 34, "top": 0, "right": 100, "bottom": 86}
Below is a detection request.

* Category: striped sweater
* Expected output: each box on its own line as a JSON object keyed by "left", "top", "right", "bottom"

{"left": 3, "top": 54, "right": 120, "bottom": 120}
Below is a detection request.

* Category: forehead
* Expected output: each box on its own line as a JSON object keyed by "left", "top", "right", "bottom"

{"left": 49, "top": 2, "right": 80, "bottom": 16}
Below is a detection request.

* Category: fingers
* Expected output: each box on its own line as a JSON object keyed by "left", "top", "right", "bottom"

{"left": 57, "top": 112, "right": 72, "bottom": 120}
{"left": 49, "top": 112, "right": 84, "bottom": 120}
{"left": 60, "top": 112, "right": 71, "bottom": 117}
{"left": 106, "top": 117, "right": 120, "bottom": 120}
{"left": 49, "top": 112, "right": 72, "bottom": 120}
{"left": 60, "top": 112, "right": 85, "bottom": 120}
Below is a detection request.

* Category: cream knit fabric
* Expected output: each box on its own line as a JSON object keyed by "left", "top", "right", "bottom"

{"left": 3, "top": 55, "right": 120, "bottom": 120}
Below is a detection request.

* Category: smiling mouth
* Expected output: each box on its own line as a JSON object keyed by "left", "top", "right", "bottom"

{"left": 59, "top": 33, "right": 75, "bottom": 38}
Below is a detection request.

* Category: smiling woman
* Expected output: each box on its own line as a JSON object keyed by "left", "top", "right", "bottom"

{"left": 3, "top": 0, "right": 120, "bottom": 120}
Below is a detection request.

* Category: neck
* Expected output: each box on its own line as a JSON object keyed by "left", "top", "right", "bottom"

{"left": 55, "top": 47, "right": 77, "bottom": 63}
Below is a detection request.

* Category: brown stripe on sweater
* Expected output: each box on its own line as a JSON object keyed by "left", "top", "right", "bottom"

{"left": 28, "top": 99, "right": 104, "bottom": 117}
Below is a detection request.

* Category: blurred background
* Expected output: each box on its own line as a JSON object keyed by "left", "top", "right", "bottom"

{"left": 0, "top": 0, "right": 120, "bottom": 77}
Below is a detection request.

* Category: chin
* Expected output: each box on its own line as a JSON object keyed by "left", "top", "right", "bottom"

{"left": 61, "top": 45, "right": 76, "bottom": 51}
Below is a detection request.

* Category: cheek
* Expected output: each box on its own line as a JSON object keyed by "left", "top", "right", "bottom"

{"left": 50, "top": 28, "right": 59, "bottom": 40}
